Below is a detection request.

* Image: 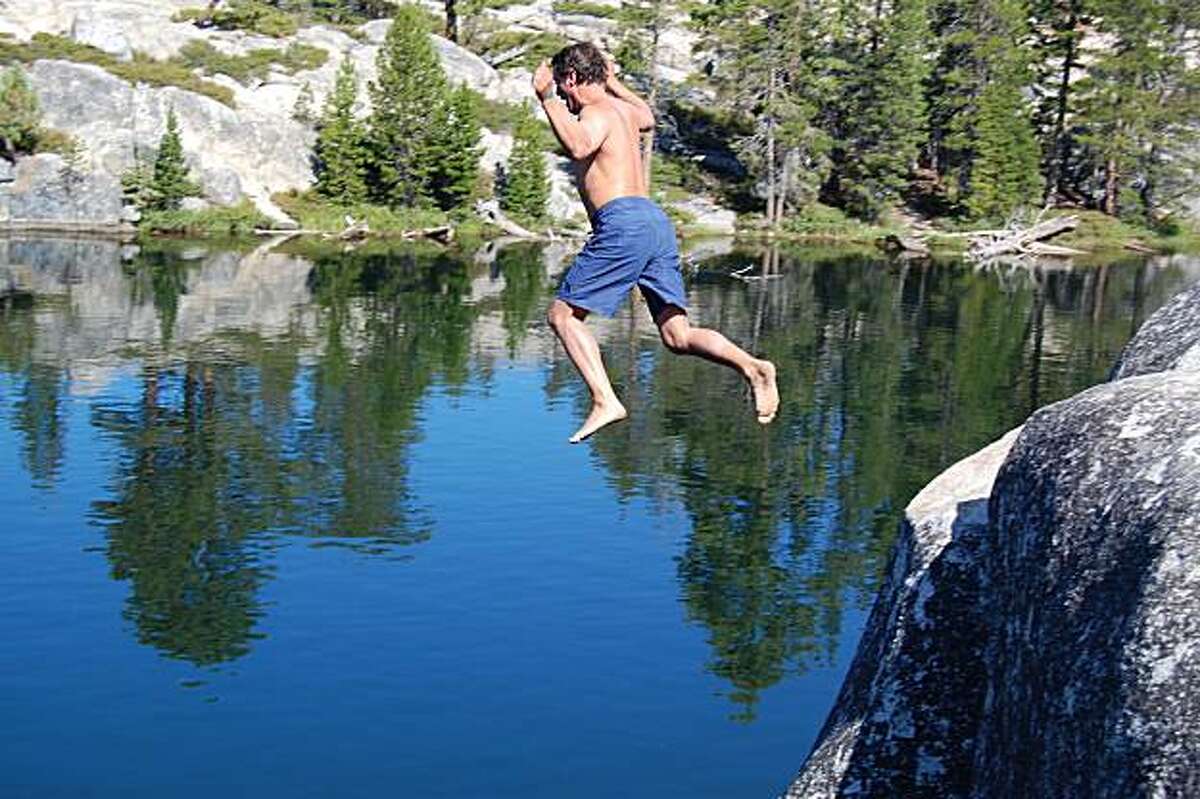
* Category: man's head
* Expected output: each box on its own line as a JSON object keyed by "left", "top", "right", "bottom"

{"left": 551, "top": 42, "right": 607, "bottom": 113}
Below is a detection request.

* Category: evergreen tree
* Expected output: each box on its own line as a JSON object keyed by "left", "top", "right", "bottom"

{"left": 366, "top": 4, "right": 447, "bottom": 206}
{"left": 423, "top": 83, "right": 482, "bottom": 211}
{"left": 315, "top": 58, "right": 368, "bottom": 204}
{"left": 692, "top": 0, "right": 808, "bottom": 226}
{"left": 925, "top": 0, "right": 977, "bottom": 200}
{"left": 501, "top": 106, "right": 549, "bottom": 221}
{"left": 293, "top": 80, "right": 316, "bottom": 124}
{"left": 0, "top": 65, "right": 41, "bottom": 159}
{"left": 962, "top": 0, "right": 1043, "bottom": 219}
{"left": 835, "top": 0, "right": 930, "bottom": 220}
{"left": 1076, "top": 0, "right": 1200, "bottom": 218}
{"left": 150, "top": 108, "right": 200, "bottom": 210}
{"left": 1030, "top": 0, "right": 1090, "bottom": 205}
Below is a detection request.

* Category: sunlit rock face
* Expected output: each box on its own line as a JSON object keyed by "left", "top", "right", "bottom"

{"left": 0, "top": 153, "right": 125, "bottom": 229}
{"left": 1110, "top": 280, "right": 1200, "bottom": 380}
{"left": 787, "top": 281, "right": 1200, "bottom": 798}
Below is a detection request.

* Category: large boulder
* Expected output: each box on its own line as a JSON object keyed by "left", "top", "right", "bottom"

{"left": 787, "top": 277, "right": 1200, "bottom": 798}
{"left": 972, "top": 369, "right": 1200, "bottom": 798}
{"left": 785, "top": 429, "right": 1022, "bottom": 799}
{"left": 1110, "top": 279, "right": 1200, "bottom": 380}
{"left": 26, "top": 60, "right": 312, "bottom": 223}
{"left": 0, "top": 154, "right": 124, "bottom": 229}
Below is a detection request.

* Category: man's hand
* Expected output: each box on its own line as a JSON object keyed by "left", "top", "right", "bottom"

{"left": 532, "top": 61, "right": 554, "bottom": 98}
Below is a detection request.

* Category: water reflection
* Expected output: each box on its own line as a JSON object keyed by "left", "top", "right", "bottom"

{"left": 1, "top": 236, "right": 1195, "bottom": 702}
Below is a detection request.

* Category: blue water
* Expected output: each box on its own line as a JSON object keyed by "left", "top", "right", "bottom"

{"left": 1, "top": 239, "right": 1194, "bottom": 796}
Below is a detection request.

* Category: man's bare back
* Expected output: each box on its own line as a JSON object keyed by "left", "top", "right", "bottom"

{"left": 532, "top": 59, "right": 652, "bottom": 216}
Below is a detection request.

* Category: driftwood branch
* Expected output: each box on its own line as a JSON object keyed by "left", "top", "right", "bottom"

{"left": 476, "top": 200, "right": 541, "bottom": 239}
{"left": 967, "top": 215, "right": 1080, "bottom": 261}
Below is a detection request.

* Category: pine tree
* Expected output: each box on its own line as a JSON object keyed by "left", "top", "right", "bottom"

{"left": 962, "top": 0, "right": 1043, "bottom": 219}
{"left": 836, "top": 0, "right": 931, "bottom": 220}
{"left": 366, "top": 4, "right": 448, "bottom": 206}
{"left": 1076, "top": 0, "right": 1200, "bottom": 218}
{"left": 150, "top": 108, "right": 200, "bottom": 210}
{"left": 501, "top": 106, "right": 549, "bottom": 221}
{"left": 293, "top": 80, "right": 316, "bottom": 124}
{"left": 0, "top": 65, "right": 41, "bottom": 158}
{"left": 423, "top": 83, "right": 482, "bottom": 211}
{"left": 315, "top": 58, "right": 368, "bottom": 204}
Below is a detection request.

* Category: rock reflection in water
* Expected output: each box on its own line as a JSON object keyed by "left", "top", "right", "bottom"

{"left": 1, "top": 236, "right": 1196, "bottom": 692}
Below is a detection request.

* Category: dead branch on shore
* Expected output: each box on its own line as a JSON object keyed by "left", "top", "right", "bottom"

{"left": 476, "top": 200, "right": 541, "bottom": 239}
{"left": 966, "top": 214, "right": 1081, "bottom": 261}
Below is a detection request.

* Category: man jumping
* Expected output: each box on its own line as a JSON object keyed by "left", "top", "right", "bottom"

{"left": 534, "top": 42, "right": 779, "bottom": 443}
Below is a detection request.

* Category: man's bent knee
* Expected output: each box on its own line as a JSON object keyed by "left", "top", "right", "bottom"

{"left": 659, "top": 320, "right": 692, "bottom": 354}
{"left": 547, "top": 299, "right": 586, "bottom": 330}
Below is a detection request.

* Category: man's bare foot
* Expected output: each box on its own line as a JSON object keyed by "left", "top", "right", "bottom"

{"left": 569, "top": 397, "right": 628, "bottom": 443}
{"left": 748, "top": 360, "right": 779, "bottom": 424}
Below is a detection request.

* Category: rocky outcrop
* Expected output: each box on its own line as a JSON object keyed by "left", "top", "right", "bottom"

{"left": 786, "top": 429, "right": 1021, "bottom": 798}
{"left": 1110, "top": 279, "right": 1200, "bottom": 380}
{"left": 786, "top": 278, "right": 1200, "bottom": 798}
{"left": 0, "top": 154, "right": 127, "bottom": 232}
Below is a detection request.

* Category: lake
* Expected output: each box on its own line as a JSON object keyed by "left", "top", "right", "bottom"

{"left": 1, "top": 235, "right": 1196, "bottom": 797}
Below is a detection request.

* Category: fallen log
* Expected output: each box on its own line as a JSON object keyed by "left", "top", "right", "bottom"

{"left": 401, "top": 225, "right": 454, "bottom": 244}
{"left": 476, "top": 199, "right": 541, "bottom": 239}
{"left": 1024, "top": 241, "right": 1089, "bottom": 257}
{"left": 968, "top": 215, "right": 1079, "bottom": 261}
{"left": 1124, "top": 240, "right": 1160, "bottom": 255}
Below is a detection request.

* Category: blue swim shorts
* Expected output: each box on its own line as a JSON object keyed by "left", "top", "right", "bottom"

{"left": 556, "top": 196, "right": 688, "bottom": 319}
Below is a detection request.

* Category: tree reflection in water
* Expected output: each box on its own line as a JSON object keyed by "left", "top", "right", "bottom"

{"left": 0, "top": 238, "right": 1191, "bottom": 701}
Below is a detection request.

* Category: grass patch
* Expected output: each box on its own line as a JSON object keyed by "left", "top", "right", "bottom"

{"left": 776, "top": 203, "right": 895, "bottom": 241}
{"left": 0, "top": 33, "right": 235, "bottom": 106}
{"left": 139, "top": 202, "right": 271, "bottom": 236}
{"left": 472, "top": 30, "right": 571, "bottom": 70}
{"left": 178, "top": 40, "right": 327, "bottom": 84}
{"left": 273, "top": 190, "right": 493, "bottom": 237}
{"left": 651, "top": 153, "right": 711, "bottom": 204}
{"left": 553, "top": 1, "right": 619, "bottom": 17}
{"left": 172, "top": 1, "right": 299, "bottom": 38}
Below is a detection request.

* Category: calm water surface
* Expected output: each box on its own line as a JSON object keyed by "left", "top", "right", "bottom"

{"left": 1, "top": 236, "right": 1196, "bottom": 797}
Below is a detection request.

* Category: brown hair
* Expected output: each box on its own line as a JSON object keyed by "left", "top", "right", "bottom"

{"left": 551, "top": 42, "right": 607, "bottom": 86}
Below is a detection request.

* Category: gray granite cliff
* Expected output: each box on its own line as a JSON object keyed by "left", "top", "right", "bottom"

{"left": 786, "top": 279, "right": 1200, "bottom": 798}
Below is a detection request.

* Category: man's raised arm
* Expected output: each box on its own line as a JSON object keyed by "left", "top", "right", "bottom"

{"left": 604, "top": 61, "right": 655, "bottom": 131}
{"left": 532, "top": 62, "right": 606, "bottom": 160}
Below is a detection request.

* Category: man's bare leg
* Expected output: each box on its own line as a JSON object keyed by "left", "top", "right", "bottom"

{"left": 656, "top": 308, "right": 779, "bottom": 423}
{"left": 547, "top": 299, "right": 628, "bottom": 442}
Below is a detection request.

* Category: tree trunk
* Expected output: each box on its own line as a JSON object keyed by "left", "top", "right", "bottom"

{"left": 445, "top": 0, "right": 458, "bottom": 42}
{"left": 1103, "top": 157, "right": 1118, "bottom": 215}
{"left": 765, "top": 65, "right": 778, "bottom": 229}
{"left": 1045, "top": 4, "right": 1080, "bottom": 206}
{"left": 641, "top": 0, "right": 662, "bottom": 188}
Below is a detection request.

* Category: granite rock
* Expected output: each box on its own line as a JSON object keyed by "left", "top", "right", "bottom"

{"left": 787, "top": 278, "right": 1200, "bottom": 798}
{"left": 1110, "top": 279, "right": 1200, "bottom": 380}
{"left": 785, "top": 429, "right": 1021, "bottom": 799}
{"left": 1, "top": 154, "right": 124, "bottom": 227}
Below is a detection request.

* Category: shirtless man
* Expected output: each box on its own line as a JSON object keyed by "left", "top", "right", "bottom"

{"left": 534, "top": 42, "right": 779, "bottom": 443}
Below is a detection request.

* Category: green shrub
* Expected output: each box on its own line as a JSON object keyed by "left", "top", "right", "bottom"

{"left": 178, "top": 40, "right": 327, "bottom": 85}
{"left": 0, "top": 64, "right": 40, "bottom": 156}
{"left": 139, "top": 201, "right": 270, "bottom": 236}
{"left": 273, "top": 189, "right": 454, "bottom": 234}
{"left": 172, "top": 1, "right": 298, "bottom": 38}
{"left": 0, "top": 33, "right": 235, "bottom": 106}
{"left": 473, "top": 31, "right": 571, "bottom": 70}
{"left": 553, "top": 1, "right": 618, "bottom": 18}
{"left": 33, "top": 127, "right": 81, "bottom": 157}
